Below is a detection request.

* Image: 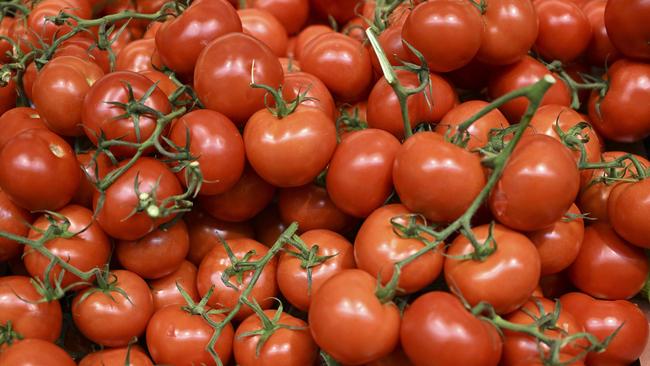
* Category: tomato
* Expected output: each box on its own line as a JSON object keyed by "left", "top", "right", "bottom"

{"left": 0, "top": 107, "right": 46, "bottom": 150}
{"left": 246, "top": 0, "right": 308, "bottom": 35}
{"left": 115, "top": 38, "right": 155, "bottom": 73}
{"left": 300, "top": 32, "right": 372, "bottom": 102}
{"left": 401, "top": 291, "right": 502, "bottom": 366}
{"left": 27, "top": 0, "right": 92, "bottom": 44}
{"left": 402, "top": 0, "right": 483, "bottom": 72}
{"left": 608, "top": 179, "right": 650, "bottom": 249}
{"left": 369, "top": 24, "right": 409, "bottom": 73}
{"left": 253, "top": 204, "right": 287, "bottom": 246}
{"left": 435, "top": 100, "right": 509, "bottom": 151}
{"left": 0, "top": 189, "right": 31, "bottom": 262}
{"left": 72, "top": 150, "right": 113, "bottom": 208}
{"left": 310, "top": 0, "right": 360, "bottom": 23}
{"left": 0, "top": 128, "right": 80, "bottom": 211}
{"left": 282, "top": 71, "right": 336, "bottom": 119}
{"left": 534, "top": 0, "right": 591, "bottom": 62}
{"left": 476, "top": 0, "right": 537, "bottom": 65}
{"left": 0, "top": 17, "right": 14, "bottom": 64}
{"left": 365, "top": 348, "right": 414, "bottom": 366}
{"left": 146, "top": 305, "right": 234, "bottom": 366}
{"left": 0, "top": 276, "right": 62, "bottom": 342}
{"left": 139, "top": 69, "right": 178, "bottom": 98}
{"left": 561, "top": 292, "right": 649, "bottom": 365}
{"left": 0, "top": 79, "right": 16, "bottom": 116}
{"left": 354, "top": 204, "right": 443, "bottom": 294}
{"left": 604, "top": 0, "right": 650, "bottom": 60}
{"left": 199, "top": 165, "right": 276, "bottom": 223}
{"left": 196, "top": 238, "right": 277, "bottom": 320}
{"left": 24, "top": 205, "right": 110, "bottom": 288}
{"left": 445, "top": 224, "right": 541, "bottom": 314}
{"left": 393, "top": 132, "right": 486, "bottom": 223}
{"left": 244, "top": 105, "right": 336, "bottom": 187}
{"left": 239, "top": 8, "right": 288, "bottom": 57}
{"left": 488, "top": 56, "right": 571, "bottom": 122}
{"left": 278, "top": 184, "right": 354, "bottom": 234}
{"left": 234, "top": 310, "right": 318, "bottom": 366}
{"left": 72, "top": 269, "right": 154, "bottom": 347}
{"left": 149, "top": 260, "right": 199, "bottom": 311}
{"left": 0, "top": 339, "right": 75, "bottom": 366}
{"left": 155, "top": 0, "right": 241, "bottom": 75}
{"left": 489, "top": 135, "right": 580, "bottom": 231}
{"left": 582, "top": 0, "right": 620, "bottom": 66}
{"left": 186, "top": 209, "right": 254, "bottom": 265}
{"left": 501, "top": 297, "right": 586, "bottom": 366}
{"left": 527, "top": 204, "right": 584, "bottom": 276}
{"left": 309, "top": 269, "right": 400, "bottom": 365}
{"left": 56, "top": 35, "right": 112, "bottom": 73}
{"left": 293, "top": 24, "right": 333, "bottom": 60}
{"left": 194, "top": 33, "right": 283, "bottom": 125}
{"left": 82, "top": 71, "right": 171, "bottom": 157}
{"left": 79, "top": 346, "right": 154, "bottom": 366}
{"left": 588, "top": 59, "right": 650, "bottom": 142}
{"left": 277, "top": 229, "right": 355, "bottom": 311}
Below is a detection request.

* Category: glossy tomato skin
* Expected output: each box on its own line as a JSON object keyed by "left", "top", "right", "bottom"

{"left": 196, "top": 238, "right": 277, "bottom": 320}
{"left": 277, "top": 229, "right": 355, "bottom": 311}
{"left": 72, "top": 150, "right": 113, "bottom": 208}
{"left": 169, "top": 109, "right": 245, "bottom": 195}
{"left": 24, "top": 205, "right": 111, "bottom": 288}
{"left": 72, "top": 270, "right": 154, "bottom": 347}
{"left": 534, "top": 0, "right": 592, "bottom": 62}
{"left": 608, "top": 179, "right": 650, "bottom": 248}
{"left": 293, "top": 24, "right": 333, "bottom": 60}
{"left": 194, "top": 33, "right": 283, "bottom": 125}
{"left": 393, "top": 132, "right": 486, "bottom": 223}
{"left": 310, "top": 0, "right": 360, "bottom": 23}
{"left": 435, "top": 100, "right": 509, "bottom": 151}
{"left": 28, "top": 0, "right": 92, "bottom": 44}
{"left": 588, "top": 59, "right": 650, "bottom": 142}
{"left": 139, "top": 69, "right": 178, "bottom": 98}
{"left": 239, "top": 8, "right": 288, "bottom": 57}
{"left": 156, "top": 0, "right": 241, "bottom": 75}
{"left": 604, "top": 0, "right": 650, "bottom": 60}
{"left": 282, "top": 71, "right": 336, "bottom": 119}
{"left": 583, "top": 0, "right": 620, "bottom": 66}
{"left": 489, "top": 134, "right": 580, "bottom": 231}
{"left": 149, "top": 260, "right": 199, "bottom": 311}
{"left": 82, "top": 71, "right": 171, "bottom": 157}
{"left": 445, "top": 224, "right": 541, "bottom": 314}
{"left": 247, "top": 0, "right": 309, "bottom": 34}
{"left": 93, "top": 157, "right": 182, "bottom": 241}
{"left": 355, "top": 204, "right": 444, "bottom": 294}
{"left": 327, "top": 129, "right": 401, "bottom": 218}
{"left": 300, "top": 32, "right": 372, "bottom": 102}
{"left": 79, "top": 346, "right": 154, "bottom": 366}
{"left": 146, "top": 305, "right": 234, "bottom": 366}
{"left": 561, "top": 292, "right": 649, "bottom": 365}
{"left": 0, "top": 339, "right": 76, "bottom": 366}
{"left": 309, "top": 269, "right": 400, "bottom": 365}
{"left": 278, "top": 184, "right": 354, "bottom": 234}
{"left": 568, "top": 223, "right": 648, "bottom": 299}
{"left": 0, "top": 276, "right": 62, "bottom": 342}
{"left": 0, "top": 189, "right": 31, "bottom": 261}
{"left": 369, "top": 24, "right": 409, "bottom": 73}
{"left": 402, "top": 0, "right": 483, "bottom": 72}
{"left": 401, "top": 291, "right": 502, "bottom": 366}
{"left": 115, "top": 38, "right": 156, "bottom": 73}
{"left": 186, "top": 209, "right": 254, "bottom": 265}
{"left": 0, "top": 107, "right": 47, "bottom": 150}
{"left": 244, "top": 105, "right": 336, "bottom": 187}
{"left": 234, "top": 310, "right": 318, "bottom": 366}
{"left": 0, "top": 128, "right": 80, "bottom": 211}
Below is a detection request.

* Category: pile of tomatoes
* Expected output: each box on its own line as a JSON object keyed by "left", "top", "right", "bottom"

{"left": 0, "top": 0, "right": 650, "bottom": 365}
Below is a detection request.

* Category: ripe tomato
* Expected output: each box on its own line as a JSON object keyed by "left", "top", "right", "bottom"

{"left": 0, "top": 275, "right": 62, "bottom": 342}
{"left": 139, "top": 70, "right": 178, "bottom": 98}
{"left": 277, "top": 229, "right": 355, "bottom": 311}
{"left": 310, "top": 0, "right": 360, "bottom": 23}
{"left": 116, "top": 219, "right": 189, "bottom": 279}
{"left": 199, "top": 165, "right": 275, "bottom": 223}
{"left": 93, "top": 157, "right": 182, "bottom": 241}
{"left": 156, "top": 0, "right": 241, "bottom": 75}
{"left": 115, "top": 38, "right": 156, "bottom": 73}
{"left": 149, "top": 260, "right": 199, "bottom": 311}
{"left": 24, "top": 205, "right": 110, "bottom": 288}
{"left": 146, "top": 305, "right": 234, "bottom": 366}
{"left": 79, "top": 346, "right": 154, "bottom": 366}
{"left": 293, "top": 24, "right": 333, "bottom": 60}
{"left": 355, "top": 204, "right": 443, "bottom": 294}
{"left": 582, "top": 0, "right": 620, "bottom": 66}
{"left": 234, "top": 310, "right": 318, "bottom": 366}
{"left": 445, "top": 224, "right": 541, "bottom": 314}
{"left": 604, "top": 0, "right": 650, "bottom": 60}
{"left": 0, "top": 339, "right": 75, "bottom": 366}
{"left": 300, "top": 32, "right": 372, "bottom": 102}
{"left": 561, "top": 292, "right": 649, "bottom": 365}
{"left": 168, "top": 109, "right": 245, "bottom": 195}
{"left": 194, "top": 33, "right": 283, "bottom": 125}
{"left": 568, "top": 223, "right": 648, "bottom": 299}
{"left": 369, "top": 24, "right": 409, "bottom": 74}
{"left": 55, "top": 35, "right": 112, "bottom": 73}
{"left": 401, "top": 291, "right": 502, "bottom": 366}
{"left": 253, "top": 204, "right": 287, "bottom": 246}
{"left": 278, "top": 184, "right": 354, "bottom": 233}
{"left": 246, "top": 0, "right": 309, "bottom": 35}
{"left": 435, "top": 100, "right": 509, "bottom": 151}
{"left": 239, "top": 8, "right": 288, "bottom": 57}
{"left": 27, "top": 0, "right": 92, "bottom": 44}
{"left": 0, "top": 189, "right": 31, "bottom": 261}
{"left": 534, "top": 0, "right": 591, "bottom": 62}
{"left": 72, "top": 150, "right": 113, "bottom": 208}
{"left": 82, "top": 71, "right": 171, "bottom": 157}
{"left": 365, "top": 348, "right": 414, "bottom": 366}
{"left": 402, "top": 0, "right": 483, "bottom": 72}
{"left": 393, "top": 132, "right": 486, "bottom": 223}
{"left": 309, "top": 269, "right": 400, "bottom": 365}
{"left": 0, "top": 79, "right": 16, "bottom": 116}
{"left": 186, "top": 209, "right": 254, "bottom": 265}
{"left": 588, "top": 59, "right": 650, "bottom": 142}
{"left": 489, "top": 135, "right": 580, "bottom": 231}
{"left": 0, "top": 17, "right": 14, "bottom": 64}
{"left": 196, "top": 238, "right": 277, "bottom": 320}
{"left": 0, "top": 107, "right": 46, "bottom": 150}
{"left": 72, "top": 270, "right": 154, "bottom": 347}
{"left": 0, "top": 128, "right": 80, "bottom": 211}
{"left": 608, "top": 178, "right": 650, "bottom": 248}
{"left": 281, "top": 71, "right": 336, "bottom": 120}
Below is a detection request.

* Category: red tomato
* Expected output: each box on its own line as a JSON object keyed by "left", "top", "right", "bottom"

{"left": 148, "top": 260, "right": 199, "bottom": 312}
{"left": 115, "top": 38, "right": 156, "bottom": 73}
{"left": 0, "top": 339, "right": 75, "bottom": 366}
{"left": 186, "top": 209, "right": 255, "bottom": 265}
{"left": 0, "top": 17, "right": 15, "bottom": 64}
{"left": 293, "top": 24, "right": 333, "bottom": 60}
{"left": 139, "top": 69, "right": 178, "bottom": 98}
{"left": 281, "top": 71, "right": 336, "bottom": 120}
{"left": 401, "top": 291, "right": 502, "bottom": 366}
{"left": 444, "top": 224, "right": 541, "bottom": 314}
{"left": 27, "top": 0, "right": 92, "bottom": 44}
{"left": 0, "top": 275, "right": 62, "bottom": 342}
{"left": 72, "top": 270, "right": 154, "bottom": 347}
{"left": 393, "top": 132, "right": 486, "bottom": 223}
{"left": 247, "top": 0, "right": 309, "bottom": 34}
{"left": 0, "top": 128, "right": 80, "bottom": 211}
{"left": 278, "top": 184, "right": 354, "bottom": 234}
{"left": 0, "top": 107, "right": 46, "bottom": 150}
{"left": 582, "top": 0, "right": 620, "bottom": 66}
{"left": 310, "top": 0, "right": 360, "bottom": 23}
{"left": 239, "top": 8, "right": 288, "bottom": 57}
{"left": 0, "top": 189, "right": 31, "bottom": 261}
{"left": 604, "top": 0, "right": 650, "bottom": 60}
{"left": 253, "top": 204, "right": 287, "bottom": 246}
{"left": 309, "top": 269, "right": 400, "bottom": 365}
{"left": 72, "top": 150, "right": 113, "bottom": 208}
{"left": 79, "top": 346, "right": 154, "bottom": 366}
{"left": 534, "top": 0, "right": 592, "bottom": 62}
{"left": 435, "top": 100, "right": 509, "bottom": 151}
{"left": 277, "top": 229, "right": 355, "bottom": 311}
{"left": 608, "top": 178, "right": 650, "bottom": 248}
{"left": 0, "top": 78, "right": 16, "bottom": 116}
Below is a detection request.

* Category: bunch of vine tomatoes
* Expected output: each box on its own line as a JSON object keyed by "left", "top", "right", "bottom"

{"left": 0, "top": 0, "right": 649, "bottom": 365}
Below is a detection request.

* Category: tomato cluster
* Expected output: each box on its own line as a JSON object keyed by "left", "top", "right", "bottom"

{"left": 0, "top": 0, "right": 649, "bottom": 365}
